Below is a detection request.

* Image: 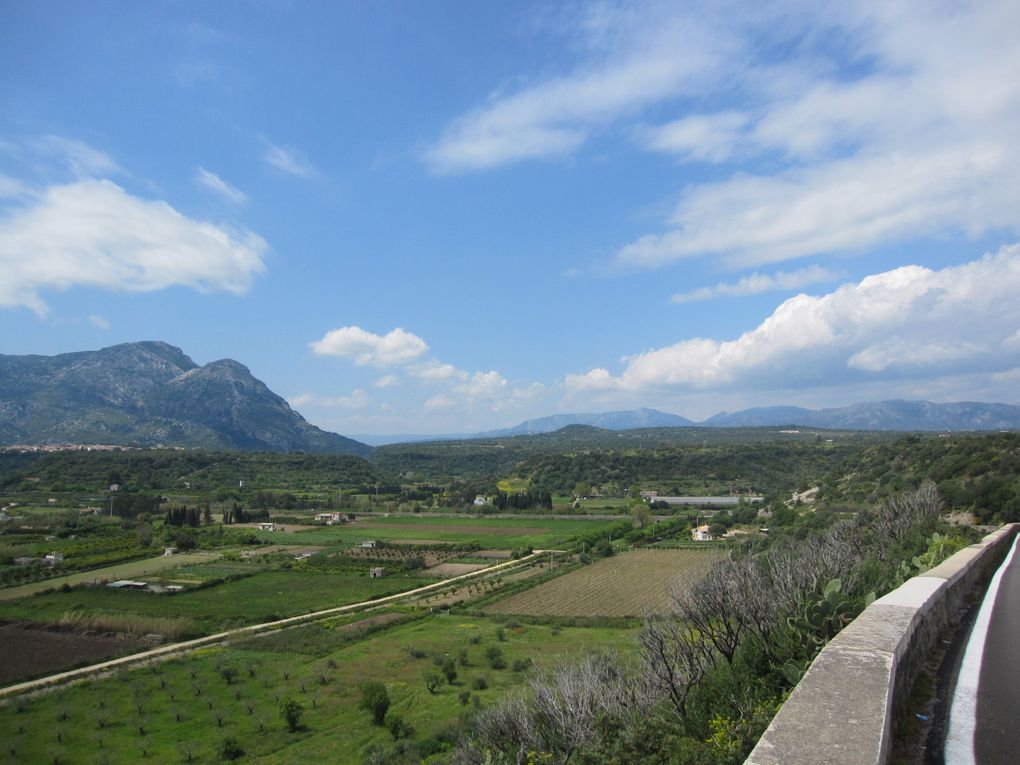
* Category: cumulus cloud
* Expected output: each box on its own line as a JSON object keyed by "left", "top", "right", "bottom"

{"left": 194, "top": 166, "right": 247, "bottom": 205}
{"left": 374, "top": 375, "right": 399, "bottom": 389}
{"left": 0, "top": 178, "right": 268, "bottom": 315}
{"left": 309, "top": 326, "right": 429, "bottom": 367}
{"left": 567, "top": 245, "right": 1020, "bottom": 396}
{"left": 262, "top": 138, "right": 318, "bottom": 178}
{"left": 671, "top": 265, "right": 841, "bottom": 303}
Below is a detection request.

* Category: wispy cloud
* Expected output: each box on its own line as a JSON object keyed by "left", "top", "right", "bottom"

{"left": 567, "top": 244, "right": 1020, "bottom": 397}
{"left": 88, "top": 314, "right": 111, "bottom": 330}
{"left": 194, "top": 167, "right": 247, "bottom": 205}
{"left": 29, "top": 135, "right": 123, "bottom": 177}
{"left": 427, "top": 2, "right": 1020, "bottom": 271}
{"left": 670, "top": 265, "right": 842, "bottom": 303}
{"left": 262, "top": 138, "right": 318, "bottom": 178}
{"left": 423, "top": 4, "right": 734, "bottom": 173}
{"left": 289, "top": 390, "right": 368, "bottom": 410}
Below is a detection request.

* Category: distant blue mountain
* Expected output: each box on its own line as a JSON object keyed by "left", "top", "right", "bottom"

{"left": 476, "top": 408, "right": 695, "bottom": 438}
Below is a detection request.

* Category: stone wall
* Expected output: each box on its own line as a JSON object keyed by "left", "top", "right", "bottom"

{"left": 745, "top": 523, "right": 1019, "bottom": 765}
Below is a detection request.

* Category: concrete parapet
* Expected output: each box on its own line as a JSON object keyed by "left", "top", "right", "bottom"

{"left": 745, "top": 523, "right": 1019, "bottom": 765}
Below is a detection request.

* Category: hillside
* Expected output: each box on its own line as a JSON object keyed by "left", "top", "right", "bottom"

{"left": 0, "top": 342, "right": 370, "bottom": 455}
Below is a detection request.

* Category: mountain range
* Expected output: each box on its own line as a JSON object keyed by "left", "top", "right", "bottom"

{"left": 0, "top": 342, "right": 370, "bottom": 455}
{"left": 2, "top": 342, "right": 1018, "bottom": 452}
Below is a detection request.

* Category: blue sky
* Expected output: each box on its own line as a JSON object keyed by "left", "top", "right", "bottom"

{"left": 2, "top": 1, "right": 1020, "bottom": 436}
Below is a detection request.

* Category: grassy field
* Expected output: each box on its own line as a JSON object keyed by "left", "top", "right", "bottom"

{"left": 253, "top": 515, "right": 620, "bottom": 549}
{"left": 0, "top": 569, "right": 436, "bottom": 635}
{"left": 0, "top": 613, "right": 636, "bottom": 764}
{"left": 0, "top": 551, "right": 222, "bottom": 602}
{"left": 485, "top": 548, "right": 724, "bottom": 617}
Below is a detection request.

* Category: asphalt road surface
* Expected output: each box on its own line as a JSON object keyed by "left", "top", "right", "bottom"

{"left": 944, "top": 533, "right": 1020, "bottom": 764}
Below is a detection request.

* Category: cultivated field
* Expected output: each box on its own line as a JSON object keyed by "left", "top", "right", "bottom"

{"left": 252, "top": 514, "right": 620, "bottom": 549}
{"left": 0, "top": 614, "right": 636, "bottom": 765}
{"left": 0, "top": 569, "right": 436, "bottom": 638}
{"left": 485, "top": 548, "right": 724, "bottom": 617}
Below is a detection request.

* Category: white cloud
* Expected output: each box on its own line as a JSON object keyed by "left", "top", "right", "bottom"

{"left": 426, "top": 2, "right": 1020, "bottom": 268}
{"left": 194, "top": 167, "right": 247, "bottom": 205}
{"left": 671, "top": 265, "right": 842, "bottom": 303}
{"left": 408, "top": 360, "right": 467, "bottom": 382}
{"left": 374, "top": 375, "right": 399, "bottom": 389}
{"left": 262, "top": 138, "right": 318, "bottom": 178}
{"left": 309, "top": 326, "right": 429, "bottom": 367}
{"left": 0, "top": 178, "right": 268, "bottom": 315}
{"left": 288, "top": 390, "right": 369, "bottom": 410}
{"left": 29, "top": 135, "right": 122, "bottom": 177}
{"left": 424, "top": 4, "right": 734, "bottom": 173}
{"left": 88, "top": 314, "right": 110, "bottom": 330}
{"left": 614, "top": 1, "right": 1020, "bottom": 268}
{"left": 640, "top": 111, "right": 749, "bottom": 163}
{"left": 567, "top": 245, "right": 1020, "bottom": 396}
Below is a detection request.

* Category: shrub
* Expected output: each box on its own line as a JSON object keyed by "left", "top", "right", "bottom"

{"left": 359, "top": 681, "right": 390, "bottom": 725}
{"left": 471, "top": 675, "right": 489, "bottom": 690}
{"left": 511, "top": 658, "right": 532, "bottom": 673}
{"left": 279, "top": 698, "right": 303, "bottom": 732}
{"left": 219, "top": 737, "right": 244, "bottom": 760}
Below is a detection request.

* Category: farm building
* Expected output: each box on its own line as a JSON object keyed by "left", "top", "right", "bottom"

{"left": 315, "top": 512, "right": 348, "bottom": 525}
{"left": 107, "top": 580, "right": 149, "bottom": 590}
{"left": 473, "top": 496, "right": 489, "bottom": 506}
{"left": 163, "top": 546, "right": 177, "bottom": 556}
{"left": 361, "top": 540, "right": 377, "bottom": 549}
{"left": 370, "top": 567, "right": 386, "bottom": 578}
{"left": 44, "top": 552, "right": 64, "bottom": 565}
{"left": 691, "top": 525, "right": 714, "bottom": 542}
{"left": 257, "top": 522, "right": 278, "bottom": 531}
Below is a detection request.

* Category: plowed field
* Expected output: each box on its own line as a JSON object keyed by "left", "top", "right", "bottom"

{"left": 485, "top": 548, "right": 724, "bottom": 617}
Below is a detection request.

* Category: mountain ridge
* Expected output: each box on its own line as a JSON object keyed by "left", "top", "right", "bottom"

{"left": 0, "top": 342, "right": 370, "bottom": 455}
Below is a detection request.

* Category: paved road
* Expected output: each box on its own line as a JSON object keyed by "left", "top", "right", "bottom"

{"left": 944, "top": 533, "right": 1020, "bottom": 764}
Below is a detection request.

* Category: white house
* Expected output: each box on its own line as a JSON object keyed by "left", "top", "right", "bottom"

{"left": 370, "top": 567, "right": 386, "bottom": 578}
{"left": 163, "top": 546, "right": 177, "bottom": 556}
{"left": 44, "top": 551, "right": 64, "bottom": 565}
{"left": 691, "top": 525, "right": 714, "bottom": 542}
{"left": 257, "top": 522, "right": 278, "bottom": 532}
{"left": 361, "top": 540, "right": 377, "bottom": 549}
{"left": 315, "top": 512, "right": 347, "bottom": 525}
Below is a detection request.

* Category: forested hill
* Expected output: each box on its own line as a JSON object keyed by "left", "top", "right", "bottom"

{"left": 0, "top": 449, "right": 385, "bottom": 494}
{"left": 818, "top": 432, "right": 1020, "bottom": 523}
{"left": 0, "top": 342, "right": 370, "bottom": 456}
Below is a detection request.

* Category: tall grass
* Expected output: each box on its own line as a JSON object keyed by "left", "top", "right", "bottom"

{"left": 58, "top": 610, "right": 197, "bottom": 639}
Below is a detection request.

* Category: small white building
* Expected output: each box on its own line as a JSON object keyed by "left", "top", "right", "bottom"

{"left": 44, "top": 551, "right": 64, "bottom": 565}
{"left": 163, "top": 546, "right": 177, "bottom": 556}
{"left": 473, "top": 496, "right": 489, "bottom": 507}
{"left": 370, "top": 567, "right": 386, "bottom": 578}
{"left": 257, "top": 522, "right": 278, "bottom": 532}
{"left": 315, "top": 512, "right": 347, "bottom": 525}
{"left": 691, "top": 525, "right": 714, "bottom": 542}
{"left": 361, "top": 540, "right": 377, "bottom": 549}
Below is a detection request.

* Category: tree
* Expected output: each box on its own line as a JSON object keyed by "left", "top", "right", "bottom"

{"left": 631, "top": 502, "right": 653, "bottom": 529}
{"left": 359, "top": 681, "right": 390, "bottom": 725}
{"left": 425, "top": 672, "right": 444, "bottom": 694}
{"left": 279, "top": 697, "right": 303, "bottom": 732}
{"left": 385, "top": 711, "right": 414, "bottom": 740}
{"left": 440, "top": 656, "right": 458, "bottom": 685}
